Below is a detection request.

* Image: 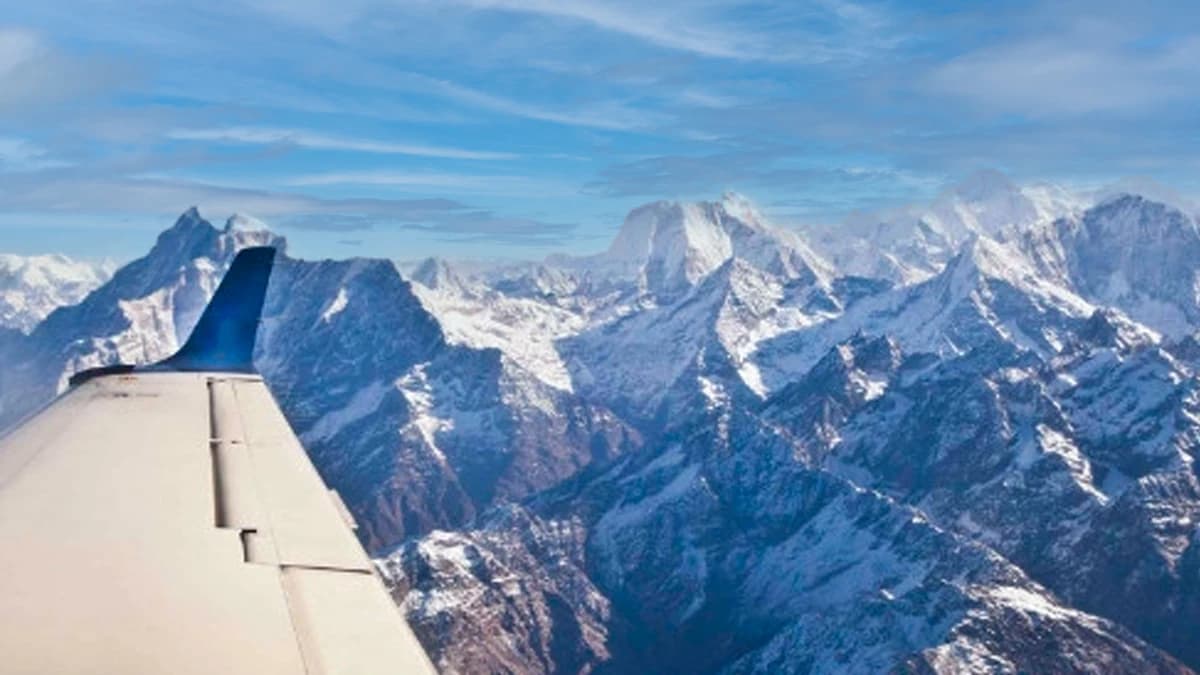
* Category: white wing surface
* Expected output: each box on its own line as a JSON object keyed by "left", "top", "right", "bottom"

{"left": 0, "top": 247, "right": 436, "bottom": 674}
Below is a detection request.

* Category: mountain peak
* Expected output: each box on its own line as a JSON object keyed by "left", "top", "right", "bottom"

{"left": 1043, "top": 194, "right": 1200, "bottom": 337}
{"left": 410, "top": 257, "right": 465, "bottom": 291}
{"left": 598, "top": 195, "right": 830, "bottom": 300}
{"left": 1094, "top": 178, "right": 1198, "bottom": 215}
{"left": 225, "top": 212, "right": 270, "bottom": 233}
{"left": 718, "top": 191, "right": 765, "bottom": 227}
{"left": 171, "top": 206, "right": 210, "bottom": 232}
{"left": 152, "top": 207, "right": 220, "bottom": 258}
{"left": 1080, "top": 192, "right": 1196, "bottom": 243}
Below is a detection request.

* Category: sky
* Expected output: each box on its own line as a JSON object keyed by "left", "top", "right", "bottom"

{"left": 0, "top": 0, "right": 1198, "bottom": 262}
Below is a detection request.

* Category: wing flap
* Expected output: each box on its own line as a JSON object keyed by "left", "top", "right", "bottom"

{"left": 282, "top": 566, "right": 438, "bottom": 675}
{"left": 231, "top": 379, "right": 371, "bottom": 572}
{"left": 1, "top": 245, "right": 435, "bottom": 674}
{"left": 0, "top": 374, "right": 307, "bottom": 675}
{"left": 0, "top": 371, "right": 434, "bottom": 674}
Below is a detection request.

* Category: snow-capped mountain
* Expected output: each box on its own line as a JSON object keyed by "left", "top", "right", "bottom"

{"left": 808, "top": 170, "right": 1084, "bottom": 284}
{"left": 0, "top": 253, "right": 114, "bottom": 333}
{"left": 568, "top": 192, "right": 834, "bottom": 301}
{"left": 4, "top": 178, "right": 1200, "bottom": 673}
{"left": 1019, "top": 194, "right": 1200, "bottom": 338}
{"left": 0, "top": 207, "right": 279, "bottom": 424}
{"left": 258, "top": 256, "right": 639, "bottom": 551}
{"left": 380, "top": 185, "right": 1200, "bottom": 673}
{"left": 0, "top": 208, "right": 637, "bottom": 556}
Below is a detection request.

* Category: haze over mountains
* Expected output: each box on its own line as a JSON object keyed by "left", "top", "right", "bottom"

{"left": 3, "top": 172, "right": 1200, "bottom": 673}
{"left": 0, "top": 254, "right": 113, "bottom": 334}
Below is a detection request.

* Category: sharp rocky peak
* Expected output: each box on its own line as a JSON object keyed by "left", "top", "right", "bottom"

{"left": 153, "top": 207, "right": 285, "bottom": 263}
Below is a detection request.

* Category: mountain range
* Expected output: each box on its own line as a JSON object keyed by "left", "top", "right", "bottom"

{"left": 3, "top": 173, "right": 1200, "bottom": 673}
{"left": 0, "top": 253, "right": 113, "bottom": 334}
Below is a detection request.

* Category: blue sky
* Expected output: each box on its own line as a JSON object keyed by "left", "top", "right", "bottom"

{"left": 0, "top": 0, "right": 1197, "bottom": 262}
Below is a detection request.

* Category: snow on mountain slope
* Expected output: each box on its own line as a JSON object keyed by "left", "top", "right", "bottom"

{"left": 408, "top": 195, "right": 840, "bottom": 407}
{"left": 809, "top": 170, "right": 1084, "bottom": 284}
{"left": 392, "top": 189, "right": 1200, "bottom": 672}
{"left": 390, "top": 375, "right": 1189, "bottom": 674}
{"left": 570, "top": 192, "right": 834, "bottom": 301}
{"left": 0, "top": 210, "right": 637, "bottom": 559}
{"left": 8, "top": 186, "right": 1200, "bottom": 673}
{"left": 561, "top": 256, "right": 839, "bottom": 420}
{"left": 1019, "top": 194, "right": 1200, "bottom": 338}
{"left": 756, "top": 234, "right": 1099, "bottom": 393}
{"left": 379, "top": 505, "right": 612, "bottom": 675}
{"left": 0, "top": 253, "right": 114, "bottom": 333}
{"left": 407, "top": 257, "right": 590, "bottom": 392}
{"left": 0, "top": 208, "right": 280, "bottom": 427}
{"left": 751, "top": 279, "right": 1200, "bottom": 669}
{"left": 776, "top": 330, "right": 1200, "bottom": 668}
{"left": 256, "top": 241, "right": 642, "bottom": 554}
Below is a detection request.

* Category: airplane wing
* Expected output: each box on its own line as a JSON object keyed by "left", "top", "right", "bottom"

{"left": 0, "top": 247, "right": 437, "bottom": 674}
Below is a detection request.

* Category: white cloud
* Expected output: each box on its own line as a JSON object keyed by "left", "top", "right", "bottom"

{"left": 0, "top": 172, "right": 578, "bottom": 244}
{"left": 168, "top": 126, "right": 518, "bottom": 160}
{"left": 0, "top": 26, "right": 131, "bottom": 117}
{"left": 425, "top": 76, "right": 662, "bottom": 131}
{"left": 0, "top": 136, "right": 70, "bottom": 171}
{"left": 284, "top": 170, "right": 575, "bottom": 195}
{"left": 450, "top": 0, "right": 894, "bottom": 63}
{"left": 0, "top": 27, "right": 39, "bottom": 75}
{"left": 457, "top": 0, "right": 764, "bottom": 60}
{"left": 0, "top": 137, "right": 44, "bottom": 165}
{"left": 926, "top": 34, "right": 1200, "bottom": 116}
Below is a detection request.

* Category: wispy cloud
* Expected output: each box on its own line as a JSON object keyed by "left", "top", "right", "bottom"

{"left": 2, "top": 2, "right": 1200, "bottom": 259}
{"left": 424, "top": 76, "right": 661, "bottom": 131}
{"left": 676, "top": 88, "right": 740, "bottom": 109}
{"left": 283, "top": 209, "right": 576, "bottom": 245}
{"left": 285, "top": 170, "right": 576, "bottom": 196}
{"left": 0, "top": 27, "right": 131, "bottom": 118}
{"left": 0, "top": 27, "right": 39, "bottom": 73}
{"left": 0, "top": 169, "right": 580, "bottom": 245}
{"left": 455, "top": 0, "right": 765, "bottom": 60}
{"left": 451, "top": 0, "right": 890, "bottom": 63}
{"left": 585, "top": 149, "right": 938, "bottom": 219}
{"left": 0, "top": 136, "right": 67, "bottom": 171}
{"left": 169, "top": 126, "right": 519, "bottom": 160}
{"left": 926, "top": 33, "right": 1200, "bottom": 116}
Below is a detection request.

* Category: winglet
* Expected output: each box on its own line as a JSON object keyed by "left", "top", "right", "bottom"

{"left": 68, "top": 246, "right": 277, "bottom": 387}
{"left": 156, "top": 246, "right": 276, "bottom": 373}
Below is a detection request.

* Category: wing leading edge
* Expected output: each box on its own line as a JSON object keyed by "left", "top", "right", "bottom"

{"left": 0, "top": 247, "right": 437, "bottom": 674}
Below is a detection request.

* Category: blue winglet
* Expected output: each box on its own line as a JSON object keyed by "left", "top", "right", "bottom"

{"left": 156, "top": 246, "right": 276, "bottom": 373}
{"left": 69, "top": 246, "right": 277, "bottom": 387}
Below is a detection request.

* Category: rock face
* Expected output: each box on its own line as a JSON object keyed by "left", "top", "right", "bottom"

{"left": 258, "top": 256, "right": 639, "bottom": 552}
{"left": 0, "top": 208, "right": 637, "bottom": 555}
{"left": 378, "top": 505, "right": 611, "bottom": 675}
{"left": 5, "top": 183, "right": 1200, "bottom": 673}
{"left": 379, "top": 189, "right": 1200, "bottom": 674}
{"left": 1023, "top": 194, "right": 1200, "bottom": 337}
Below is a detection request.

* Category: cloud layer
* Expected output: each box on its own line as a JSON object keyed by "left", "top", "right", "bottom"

{"left": 0, "top": 1, "right": 1197, "bottom": 259}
